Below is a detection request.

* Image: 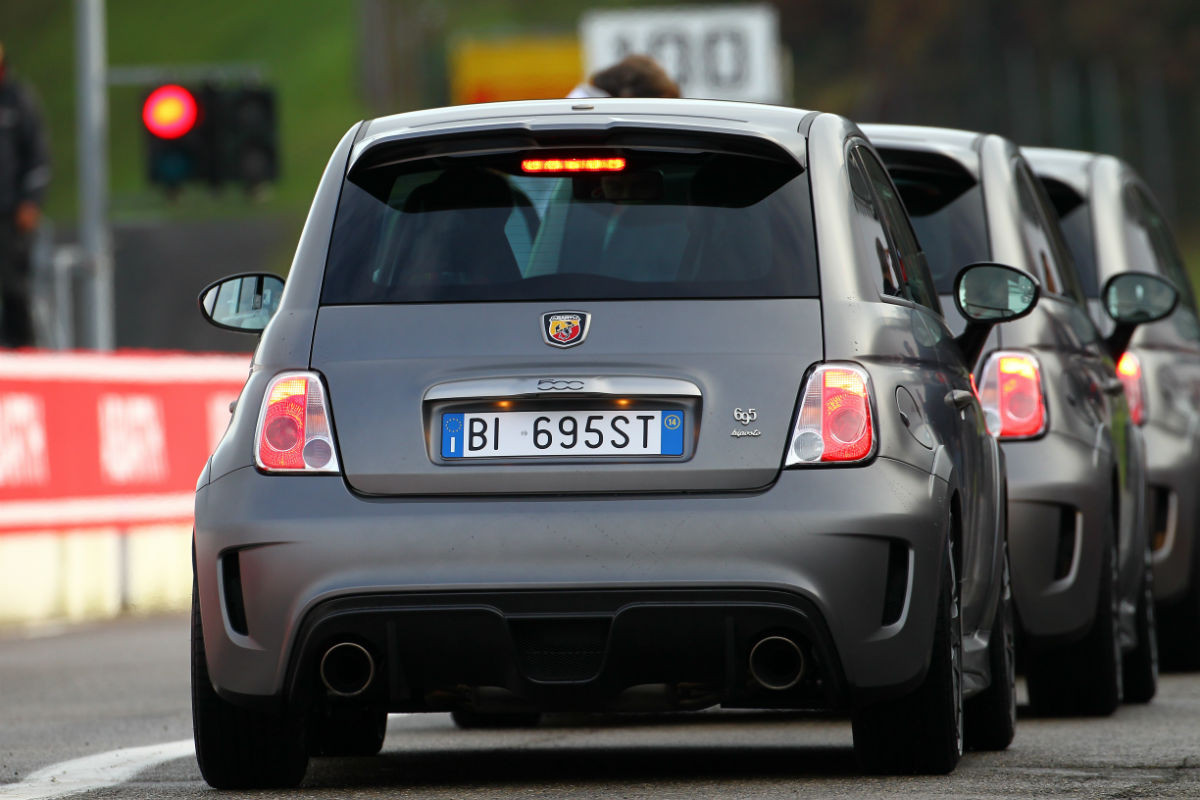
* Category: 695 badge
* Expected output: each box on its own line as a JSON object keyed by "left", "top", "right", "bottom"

{"left": 541, "top": 311, "right": 590, "bottom": 349}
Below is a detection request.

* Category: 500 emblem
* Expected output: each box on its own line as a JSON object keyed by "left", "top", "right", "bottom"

{"left": 537, "top": 379, "right": 585, "bottom": 391}
{"left": 733, "top": 407, "right": 757, "bottom": 425}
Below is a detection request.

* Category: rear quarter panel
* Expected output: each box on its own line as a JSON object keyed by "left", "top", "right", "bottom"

{"left": 808, "top": 115, "right": 1003, "bottom": 637}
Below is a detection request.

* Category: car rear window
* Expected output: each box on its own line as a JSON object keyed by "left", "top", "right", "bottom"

{"left": 320, "top": 136, "right": 818, "bottom": 304}
{"left": 878, "top": 149, "right": 990, "bottom": 294}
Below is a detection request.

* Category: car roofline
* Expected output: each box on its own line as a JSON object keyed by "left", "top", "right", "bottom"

{"left": 350, "top": 98, "right": 818, "bottom": 167}
{"left": 859, "top": 123, "right": 988, "bottom": 178}
{"left": 1023, "top": 146, "right": 1115, "bottom": 199}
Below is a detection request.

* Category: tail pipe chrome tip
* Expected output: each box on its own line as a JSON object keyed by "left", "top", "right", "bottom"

{"left": 748, "top": 635, "right": 806, "bottom": 691}
{"left": 319, "top": 641, "right": 376, "bottom": 697}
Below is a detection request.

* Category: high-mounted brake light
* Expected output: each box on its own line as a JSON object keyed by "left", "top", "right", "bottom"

{"left": 521, "top": 157, "right": 626, "bottom": 173}
{"left": 255, "top": 371, "right": 340, "bottom": 473}
{"left": 1117, "top": 351, "right": 1146, "bottom": 425}
{"left": 786, "top": 363, "right": 875, "bottom": 465}
{"left": 977, "top": 351, "right": 1046, "bottom": 439}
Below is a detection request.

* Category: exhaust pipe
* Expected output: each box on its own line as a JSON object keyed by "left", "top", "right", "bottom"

{"left": 748, "top": 635, "right": 805, "bottom": 691}
{"left": 319, "top": 642, "right": 376, "bottom": 697}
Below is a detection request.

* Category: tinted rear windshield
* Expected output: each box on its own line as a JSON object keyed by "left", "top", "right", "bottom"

{"left": 879, "top": 149, "right": 990, "bottom": 294}
{"left": 1041, "top": 178, "right": 1099, "bottom": 297}
{"left": 321, "top": 138, "right": 818, "bottom": 304}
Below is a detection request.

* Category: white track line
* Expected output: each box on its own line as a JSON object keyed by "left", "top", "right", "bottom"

{"left": 0, "top": 739, "right": 194, "bottom": 800}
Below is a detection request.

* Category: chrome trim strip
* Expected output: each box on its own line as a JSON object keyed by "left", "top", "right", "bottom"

{"left": 424, "top": 376, "right": 702, "bottom": 401}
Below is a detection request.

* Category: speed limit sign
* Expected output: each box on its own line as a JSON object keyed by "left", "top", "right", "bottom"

{"left": 580, "top": 4, "right": 783, "bottom": 103}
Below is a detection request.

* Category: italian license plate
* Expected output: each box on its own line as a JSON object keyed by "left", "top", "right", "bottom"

{"left": 441, "top": 410, "right": 684, "bottom": 458}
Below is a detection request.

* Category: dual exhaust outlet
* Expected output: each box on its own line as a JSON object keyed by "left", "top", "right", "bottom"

{"left": 319, "top": 634, "right": 805, "bottom": 696}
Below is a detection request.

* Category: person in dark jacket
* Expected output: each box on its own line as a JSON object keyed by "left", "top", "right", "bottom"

{"left": 0, "top": 43, "right": 50, "bottom": 347}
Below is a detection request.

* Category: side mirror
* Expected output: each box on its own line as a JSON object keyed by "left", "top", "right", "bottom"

{"left": 198, "top": 273, "right": 285, "bottom": 333}
{"left": 1102, "top": 272, "right": 1178, "bottom": 358}
{"left": 953, "top": 263, "right": 1040, "bottom": 365}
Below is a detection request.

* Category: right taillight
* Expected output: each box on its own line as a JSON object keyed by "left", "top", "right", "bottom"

{"left": 254, "top": 371, "right": 340, "bottom": 473}
{"left": 786, "top": 363, "right": 875, "bottom": 466}
{"left": 1117, "top": 351, "right": 1146, "bottom": 425}
{"left": 977, "top": 351, "right": 1046, "bottom": 439}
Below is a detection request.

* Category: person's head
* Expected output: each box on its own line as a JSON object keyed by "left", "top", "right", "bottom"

{"left": 589, "top": 54, "right": 680, "bottom": 99}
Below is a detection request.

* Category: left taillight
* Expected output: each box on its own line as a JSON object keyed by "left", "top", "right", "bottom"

{"left": 254, "top": 371, "right": 340, "bottom": 473}
{"left": 786, "top": 363, "right": 876, "bottom": 466}
{"left": 1117, "top": 351, "right": 1146, "bottom": 425}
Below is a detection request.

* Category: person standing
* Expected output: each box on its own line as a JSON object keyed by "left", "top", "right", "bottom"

{"left": 0, "top": 43, "right": 50, "bottom": 348}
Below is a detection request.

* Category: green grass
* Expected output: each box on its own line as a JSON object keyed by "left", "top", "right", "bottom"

{"left": 1, "top": 0, "right": 370, "bottom": 224}
{"left": 1, "top": 0, "right": 690, "bottom": 227}
{"left": 7, "top": 0, "right": 1198, "bottom": 280}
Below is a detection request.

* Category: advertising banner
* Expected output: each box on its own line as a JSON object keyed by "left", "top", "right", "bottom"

{"left": 0, "top": 352, "right": 249, "bottom": 532}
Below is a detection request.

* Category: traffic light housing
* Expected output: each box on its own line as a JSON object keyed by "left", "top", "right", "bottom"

{"left": 142, "top": 83, "right": 278, "bottom": 190}
{"left": 211, "top": 87, "right": 278, "bottom": 186}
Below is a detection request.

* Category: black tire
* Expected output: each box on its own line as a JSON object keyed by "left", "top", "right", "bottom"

{"left": 1026, "top": 526, "right": 1122, "bottom": 717}
{"left": 964, "top": 547, "right": 1016, "bottom": 750}
{"left": 192, "top": 579, "right": 309, "bottom": 789}
{"left": 450, "top": 709, "right": 542, "bottom": 729}
{"left": 1122, "top": 553, "right": 1159, "bottom": 703}
{"left": 311, "top": 708, "right": 388, "bottom": 756}
{"left": 852, "top": 535, "right": 963, "bottom": 774}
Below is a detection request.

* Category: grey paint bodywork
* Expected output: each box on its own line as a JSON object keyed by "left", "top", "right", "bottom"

{"left": 195, "top": 100, "right": 1006, "bottom": 711}
{"left": 1026, "top": 147, "right": 1200, "bottom": 607}
{"left": 865, "top": 124, "right": 1148, "bottom": 651}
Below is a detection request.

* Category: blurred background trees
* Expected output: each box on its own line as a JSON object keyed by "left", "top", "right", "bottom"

{"left": 0, "top": 0, "right": 1197, "bottom": 347}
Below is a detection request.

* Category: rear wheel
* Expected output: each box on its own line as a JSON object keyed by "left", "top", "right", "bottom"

{"left": 852, "top": 535, "right": 963, "bottom": 774}
{"left": 1026, "top": 525, "right": 1122, "bottom": 716}
{"left": 451, "top": 709, "right": 542, "bottom": 729}
{"left": 1122, "top": 552, "right": 1159, "bottom": 703}
{"left": 192, "top": 579, "right": 309, "bottom": 789}
{"left": 964, "top": 547, "right": 1016, "bottom": 750}
{"left": 311, "top": 708, "right": 388, "bottom": 756}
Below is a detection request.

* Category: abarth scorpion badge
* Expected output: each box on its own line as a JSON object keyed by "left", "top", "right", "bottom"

{"left": 542, "top": 311, "right": 590, "bottom": 349}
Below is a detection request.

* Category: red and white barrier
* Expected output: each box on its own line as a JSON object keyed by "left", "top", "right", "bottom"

{"left": 0, "top": 351, "right": 249, "bottom": 532}
{"left": 0, "top": 351, "right": 250, "bottom": 626}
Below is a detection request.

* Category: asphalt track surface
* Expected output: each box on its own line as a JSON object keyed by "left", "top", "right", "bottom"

{"left": 2, "top": 613, "right": 1198, "bottom": 799}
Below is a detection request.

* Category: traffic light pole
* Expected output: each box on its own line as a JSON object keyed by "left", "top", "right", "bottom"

{"left": 75, "top": 0, "right": 114, "bottom": 350}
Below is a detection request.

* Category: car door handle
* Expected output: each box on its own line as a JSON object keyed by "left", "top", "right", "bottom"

{"left": 1101, "top": 377, "right": 1125, "bottom": 396}
{"left": 945, "top": 389, "right": 975, "bottom": 410}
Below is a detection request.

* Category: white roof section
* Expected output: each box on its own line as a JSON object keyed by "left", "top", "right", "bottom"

{"left": 351, "top": 98, "right": 817, "bottom": 165}
{"left": 860, "top": 123, "right": 987, "bottom": 176}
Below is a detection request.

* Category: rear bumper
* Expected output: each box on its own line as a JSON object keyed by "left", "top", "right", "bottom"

{"left": 284, "top": 588, "right": 845, "bottom": 713}
{"left": 1004, "top": 432, "right": 1109, "bottom": 645}
{"left": 1142, "top": 421, "right": 1200, "bottom": 604}
{"left": 194, "top": 457, "right": 951, "bottom": 711}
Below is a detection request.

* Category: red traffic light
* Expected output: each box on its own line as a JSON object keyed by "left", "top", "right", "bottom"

{"left": 142, "top": 85, "right": 198, "bottom": 139}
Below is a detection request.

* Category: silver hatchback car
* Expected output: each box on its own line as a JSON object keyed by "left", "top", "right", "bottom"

{"left": 866, "top": 124, "right": 1178, "bottom": 715}
{"left": 193, "top": 99, "right": 1033, "bottom": 787}
{"left": 1027, "top": 147, "right": 1200, "bottom": 669}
